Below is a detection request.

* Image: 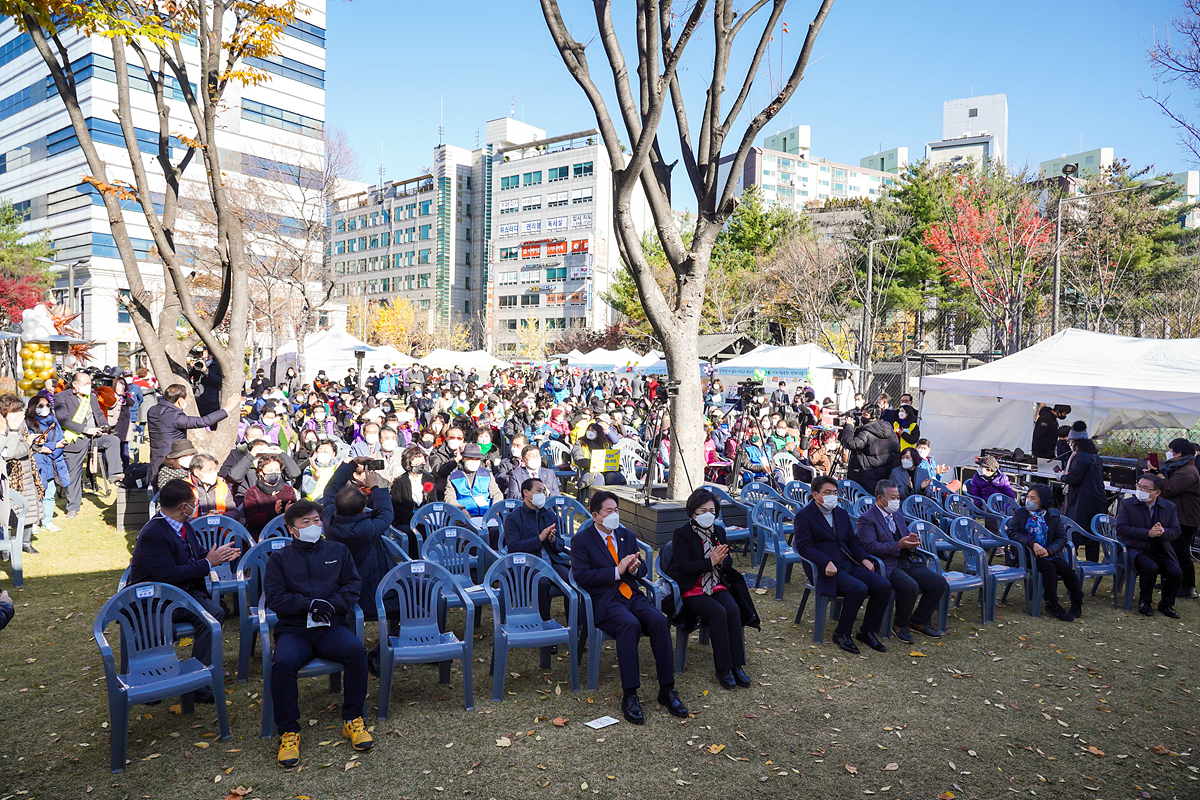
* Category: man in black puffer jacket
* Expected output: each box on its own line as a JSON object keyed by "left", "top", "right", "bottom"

{"left": 839, "top": 404, "right": 900, "bottom": 493}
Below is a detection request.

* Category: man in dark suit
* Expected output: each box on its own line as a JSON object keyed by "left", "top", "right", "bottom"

{"left": 147, "top": 383, "right": 230, "bottom": 486}
{"left": 1116, "top": 473, "right": 1183, "bottom": 618}
{"left": 128, "top": 479, "right": 240, "bottom": 699}
{"left": 53, "top": 371, "right": 124, "bottom": 518}
{"left": 571, "top": 490, "right": 687, "bottom": 724}
{"left": 855, "top": 479, "right": 947, "bottom": 642}
{"left": 793, "top": 475, "right": 893, "bottom": 654}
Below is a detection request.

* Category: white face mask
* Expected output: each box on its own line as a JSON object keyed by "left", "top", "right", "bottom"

{"left": 898, "top": 412, "right": 907, "bottom": 421}
{"left": 585, "top": 430, "right": 597, "bottom": 440}
{"left": 694, "top": 511, "right": 717, "bottom": 528}
{"left": 381, "top": 440, "right": 396, "bottom": 452}
{"left": 525, "top": 457, "right": 542, "bottom": 471}
{"left": 295, "top": 524, "right": 322, "bottom": 543}
{"left": 179, "top": 455, "right": 194, "bottom": 469}
{"left": 364, "top": 433, "right": 379, "bottom": 445}
{"left": 448, "top": 439, "right": 463, "bottom": 451}
{"left": 601, "top": 511, "right": 620, "bottom": 531}
{"left": 530, "top": 492, "right": 547, "bottom": 509}
{"left": 200, "top": 472, "right": 218, "bottom": 487}
{"left": 35, "top": 406, "right": 51, "bottom": 418}
{"left": 1135, "top": 489, "right": 1152, "bottom": 503}
{"left": 901, "top": 459, "right": 913, "bottom": 470}
{"left": 821, "top": 494, "right": 839, "bottom": 511}
{"left": 917, "top": 450, "right": 930, "bottom": 460}
{"left": 1166, "top": 451, "right": 1176, "bottom": 461}
{"left": 463, "top": 459, "right": 481, "bottom": 473}
{"left": 886, "top": 499, "right": 900, "bottom": 513}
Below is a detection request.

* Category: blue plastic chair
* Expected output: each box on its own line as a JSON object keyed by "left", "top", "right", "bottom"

{"left": 259, "top": 513, "right": 290, "bottom": 541}
{"left": 481, "top": 499, "right": 522, "bottom": 550}
{"left": 848, "top": 496, "right": 873, "bottom": 521}
{"left": 951, "top": 517, "right": 1034, "bottom": 620}
{"left": 1092, "top": 514, "right": 1135, "bottom": 610}
{"left": 94, "top": 583, "right": 230, "bottom": 772}
{"left": 655, "top": 542, "right": 713, "bottom": 672}
{"left": 794, "top": 553, "right": 842, "bottom": 644}
{"left": 483, "top": 553, "right": 580, "bottom": 701}
{"left": 115, "top": 567, "right": 199, "bottom": 670}
{"left": 751, "top": 499, "right": 802, "bottom": 600}
{"left": 546, "top": 495, "right": 592, "bottom": 551}
{"left": 571, "top": 563, "right": 662, "bottom": 691}
{"left": 740, "top": 482, "right": 797, "bottom": 565}
{"left": 985, "top": 493, "right": 1020, "bottom": 518}
{"left": 911, "top": 520, "right": 987, "bottom": 631}
{"left": 540, "top": 440, "right": 576, "bottom": 484}
{"left": 0, "top": 511, "right": 26, "bottom": 586}
{"left": 410, "top": 502, "right": 479, "bottom": 551}
{"left": 1064, "top": 516, "right": 1126, "bottom": 608}
{"left": 421, "top": 526, "right": 500, "bottom": 625}
{"left": 234, "top": 537, "right": 292, "bottom": 681}
{"left": 257, "top": 601, "right": 365, "bottom": 738}
{"left": 945, "top": 493, "right": 1008, "bottom": 532}
{"left": 703, "top": 484, "right": 752, "bottom": 553}
{"left": 188, "top": 514, "right": 254, "bottom": 603}
{"left": 375, "top": 560, "right": 475, "bottom": 717}
{"left": 837, "top": 479, "right": 871, "bottom": 507}
{"left": 783, "top": 480, "right": 811, "bottom": 508}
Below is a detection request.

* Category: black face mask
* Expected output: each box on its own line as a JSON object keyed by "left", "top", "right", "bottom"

{"left": 261, "top": 473, "right": 281, "bottom": 485}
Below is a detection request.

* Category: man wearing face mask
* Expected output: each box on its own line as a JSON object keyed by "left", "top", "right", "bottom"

{"left": 53, "top": 371, "right": 125, "bottom": 517}
{"left": 1116, "top": 474, "right": 1183, "bottom": 617}
{"left": 445, "top": 443, "right": 502, "bottom": 518}
{"left": 187, "top": 453, "right": 243, "bottom": 522}
{"left": 494, "top": 433, "right": 529, "bottom": 495}
{"left": 129, "top": 479, "right": 240, "bottom": 697}
{"left": 855, "top": 480, "right": 947, "bottom": 642}
{"left": 572, "top": 491, "right": 687, "bottom": 724}
{"left": 794, "top": 476, "right": 893, "bottom": 654}
{"left": 349, "top": 421, "right": 382, "bottom": 459}
{"left": 428, "top": 425, "right": 466, "bottom": 498}
{"left": 505, "top": 443, "right": 561, "bottom": 500}
{"left": 146, "top": 382, "right": 232, "bottom": 488}
{"left": 263, "top": 500, "right": 372, "bottom": 767}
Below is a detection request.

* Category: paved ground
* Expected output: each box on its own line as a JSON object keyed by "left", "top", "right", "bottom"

{"left": 0, "top": 489, "right": 1197, "bottom": 800}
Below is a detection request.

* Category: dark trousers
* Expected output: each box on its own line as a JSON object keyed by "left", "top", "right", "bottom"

{"left": 1172, "top": 525, "right": 1197, "bottom": 594}
{"left": 681, "top": 589, "right": 745, "bottom": 672}
{"left": 538, "top": 562, "right": 586, "bottom": 644}
{"left": 1034, "top": 555, "right": 1082, "bottom": 607}
{"left": 1135, "top": 551, "right": 1183, "bottom": 609}
{"left": 174, "top": 591, "right": 225, "bottom": 666}
{"left": 62, "top": 435, "right": 122, "bottom": 512}
{"left": 272, "top": 625, "right": 368, "bottom": 734}
{"left": 889, "top": 561, "right": 947, "bottom": 628}
{"left": 595, "top": 592, "right": 674, "bottom": 690}
{"left": 831, "top": 563, "right": 893, "bottom": 636}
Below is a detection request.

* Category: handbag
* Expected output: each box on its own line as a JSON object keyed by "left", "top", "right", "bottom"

{"left": 720, "top": 566, "right": 762, "bottom": 630}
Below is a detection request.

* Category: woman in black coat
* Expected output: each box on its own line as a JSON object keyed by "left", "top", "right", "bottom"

{"left": 389, "top": 445, "right": 435, "bottom": 557}
{"left": 1005, "top": 483, "right": 1084, "bottom": 622}
{"left": 1060, "top": 421, "right": 1108, "bottom": 562}
{"left": 666, "top": 487, "right": 751, "bottom": 691}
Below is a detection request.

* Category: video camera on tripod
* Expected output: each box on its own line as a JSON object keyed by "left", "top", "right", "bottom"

{"left": 652, "top": 379, "right": 681, "bottom": 405}
{"left": 736, "top": 378, "right": 765, "bottom": 405}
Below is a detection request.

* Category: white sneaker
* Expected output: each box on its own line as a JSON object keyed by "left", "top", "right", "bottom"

{"left": 42, "top": 522, "right": 62, "bottom": 532}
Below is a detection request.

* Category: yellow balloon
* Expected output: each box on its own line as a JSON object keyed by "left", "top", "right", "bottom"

{"left": 21, "top": 359, "right": 32, "bottom": 370}
{"left": 37, "top": 369, "right": 51, "bottom": 380}
{"left": 17, "top": 379, "right": 30, "bottom": 391}
{"left": 18, "top": 348, "right": 30, "bottom": 359}
{"left": 25, "top": 343, "right": 39, "bottom": 353}
{"left": 23, "top": 369, "right": 36, "bottom": 381}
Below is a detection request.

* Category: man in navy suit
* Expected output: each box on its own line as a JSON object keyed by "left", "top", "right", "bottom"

{"left": 1116, "top": 473, "right": 1183, "bottom": 618}
{"left": 793, "top": 475, "right": 893, "bottom": 654}
{"left": 571, "top": 490, "right": 688, "bottom": 724}
{"left": 128, "top": 479, "right": 241, "bottom": 699}
{"left": 856, "top": 480, "right": 947, "bottom": 642}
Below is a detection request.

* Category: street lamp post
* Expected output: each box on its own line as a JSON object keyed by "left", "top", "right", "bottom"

{"left": 860, "top": 236, "right": 901, "bottom": 374}
{"left": 1051, "top": 179, "right": 1165, "bottom": 334}
{"left": 36, "top": 257, "right": 90, "bottom": 316}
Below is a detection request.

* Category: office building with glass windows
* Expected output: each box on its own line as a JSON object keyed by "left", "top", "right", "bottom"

{"left": 0, "top": 3, "right": 328, "bottom": 366}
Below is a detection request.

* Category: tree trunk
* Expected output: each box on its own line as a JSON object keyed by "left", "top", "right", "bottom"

{"left": 662, "top": 326, "right": 704, "bottom": 498}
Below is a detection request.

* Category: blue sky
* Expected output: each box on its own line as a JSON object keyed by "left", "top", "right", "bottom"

{"left": 325, "top": 0, "right": 1195, "bottom": 196}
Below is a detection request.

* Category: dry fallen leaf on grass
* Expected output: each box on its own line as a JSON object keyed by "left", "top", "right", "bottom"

{"left": 707, "top": 744, "right": 725, "bottom": 755}
{"left": 552, "top": 717, "right": 569, "bottom": 727}
{"left": 1150, "top": 744, "right": 1179, "bottom": 756}
{"left": 193, "top": 742, "right": 210, "bottom": 749}
{"left": 937, "top": 793, "right": 956, "bottom": 800}
{"left": 883, "top": 762, "right": 899, "bottom": 771}
{"left": 1086, "top": 746, "right": 1105, "bottom": 757}
{"left": 845, "top": 764, "right": 858, "bottom": 774}
{"left": 496, "top": 736, "right": 512, "bottom": 747}
{"left": 909, "top": 651, "right": 926, "bottom": 657}
{"left": 221, "top": 787, "right": 252, "bottom": 800}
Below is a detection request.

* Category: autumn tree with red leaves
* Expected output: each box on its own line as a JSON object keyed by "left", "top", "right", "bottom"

{"left": 925, "top": 164, "right": 1054, "bottom": 354}
{"left": 0, "top": 199, "right": 54, "bottom": 328}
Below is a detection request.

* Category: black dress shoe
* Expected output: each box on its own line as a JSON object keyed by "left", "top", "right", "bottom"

{"left": 1046, "top": 603, "right": 1075, "bottom": 622}
{"left": 911, "top": 623, "right": 943, "bottom": 638}
{"left": 1138, "top": 603, "right": 1155, "bottom": 617}
{"left": 855, "top": 630, "right": 887, "bottom": 652}
{"left": 1159, "top": 605, "right": 1181, "bottom": 619}
{"left": 22, "top": 543, "right": 38, "bottom": 554}
{"left": 657, "top": 687, "right": 689, "bottom": 718}
{"left": 732, "top": 667, "right": 752, "bottom": 687}
{"left": 192, "top": 687, "right": 216, "bottom": 704}
{"left": 892, "top": 626, "right": 915, "bottom": 644}
{"left": 833, "top": 633, "right": 860, "bottom": 654}
{"left": 716, "top": 669, "right": 736, "bottom": 690}
{"left": 621, "top": 693, "right": 644, "bottom": 725}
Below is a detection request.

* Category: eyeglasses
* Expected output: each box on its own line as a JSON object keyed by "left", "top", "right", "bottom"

{"left": 448, "top": 436, "right": 464, "bottom": 441}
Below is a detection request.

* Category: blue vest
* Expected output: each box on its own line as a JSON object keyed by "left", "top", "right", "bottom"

{"left": 449, "top": 471, "right": 492, "bottom": 516}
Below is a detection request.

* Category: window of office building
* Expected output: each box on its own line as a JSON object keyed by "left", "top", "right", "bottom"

{"left": 573, "top": 161, "right": 593, "bottom": 178}
{"left": 546, "top": 216, "right": 567, "bottom": 232}
{"left": 523, "top": 171, "right": 542, "bottom": 186}
{"left": 570, "top": 213, "right": 592, "bottom": 229}
{"left": 369, "top": 235, "right": 378, "bottom": 249}
{"left": 522, "top": 195, "right": 542, "bottom": 211}
{"left": 335, "top": 219, "right": 344, "bottom": 233}
{"left": 501, "top": 175, "right": 520, "bottom": 190}
{"left": 571, "top": 239, "right": 589, "bottom": 253}
{"left": 418, "top": 249, "right": 431, "bottom": 264}
{"left": 499, "top": 295, "right": 517, "bottom": 308}
{"left": 419, "top": 224, "right": 431, "bottom": 239}
{"left": 420, "top": 200, "right": 432, "bottom": 215}
{"left": 549, "top": 166, "right": 570, "bottom": 181}
{"left": 418, "top": 273, "right": 430, "bottom": 288}
{"left": 521, "top": 219, "right": 541, "bottom": 235}
{"left": 547, "top": 240, "right": 568, "bottom": 256}
{"left": 521, "top": 243, "right": 542, "bottom": 259}
{"left": 546, "top": 318, "right": 566, "bottom": 330}
{"left": 571, "top": 187, "right": 594, "bottom": 204}
{"left": 499, "top": 198, "right": 518, "bottom": 214}
{"left": 521, "top": 294, "right": 539, "bottom": 306}
{"left": 520, "top": 318, "right": 538, "bottom": 329}
{"left": 498, "top": 222, "right": 518, "bottom": 238}
{"left": 499, "top": 271, "right": 518, "bottom": 284}
{"left": 546, "top": 267, "right": 566, "bottom": 281}
{"left": 548, "top": 191, "right": 569, "bottom": 207}
{"left": 500, "top": 246, "right": 519, "bottom": 261}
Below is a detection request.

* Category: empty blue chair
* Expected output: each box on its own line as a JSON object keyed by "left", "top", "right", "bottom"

{"left": 783, "top": 480, "right": 811, "bottom": 508}
{"left": 257, "top": 600, "right": 365, "bottom": 738}
{"left": 375, "top": 560, "right": 475, "bottom": 717}
{"left": 410, "top": 502, "right": 478, "bottom": 551}
{"left": 540, "top": 440, "right": 576, "bottom": 485}
{"left": 837, "top": 479, "right": 871, "bottom": 507}
{"left": 188, "top": 514, "right": 254, "bottom": 603}
{"left": 986, "top": 493, "right": 1020, "bottom": 518}
{"left": 571, "top": 564, "right": 662, "bottom": 691}
{"left": 751, "top": 500, "right": 802, "bottom": 601}
{"left": 94, "top": 583, "right": 230, "bottom": 772}
{"left": 483, "top": 553, "right": 580, "bottom": 701}
{"left": 741, "top": 482, "right": 797, "bottom": 565}
{"left": 421, "top": 526, "right": 500, "bottom": 625}
{"left": 259, "top": 514, "right": 290, "bottom": 541}
{"left": 1091, "top": 514, "right": 1135, "bottom": 610}
{"left": 703, "top": 484, "right": 752, "bottom": 552}
{"left": 1063, "top": 516, "right": 1126, "bottom": 607}
{"left": 234, "top": 537, "right": 292, "bottom": 681}
{"left": 924, "top": 481, "right": 954, "bottom": 506}
{"left": 546, "top": 495, "right": 592, "bottom": 550}
{"left": 951, "top": 517, "right": 1034, "bottom": 620}
{"left": 945, "top": 492, "right": 1008, "bottom": 533}
{"left": 481, "top": 499, "right": 522, "bottom": 550}
{"left": 911, "top": 520, "right": 987, "bottom": 631}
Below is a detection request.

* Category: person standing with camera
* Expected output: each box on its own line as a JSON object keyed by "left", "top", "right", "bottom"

{"left": 838, "top": 403, "right": 900, "bottom": 493}
{"left": 53, "top": 372, "right": 124, "bottom": 518}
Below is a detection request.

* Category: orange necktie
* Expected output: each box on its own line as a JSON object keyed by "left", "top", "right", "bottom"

{"left": 607, "top": 535, "right": 633, "bottom": 598}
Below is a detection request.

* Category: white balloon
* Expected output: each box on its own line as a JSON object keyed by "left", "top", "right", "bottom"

{"left": 63, "top": 354, "right": 79, "bottom": 368}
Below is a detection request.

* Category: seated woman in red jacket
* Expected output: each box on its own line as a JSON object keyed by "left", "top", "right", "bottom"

{"left": 242, "top": 454, "right": 297, "bottom": 538}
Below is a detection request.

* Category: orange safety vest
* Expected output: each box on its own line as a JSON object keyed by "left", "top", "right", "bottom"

{"left": 190, "top": 478, "right": 230, "bottom": 516}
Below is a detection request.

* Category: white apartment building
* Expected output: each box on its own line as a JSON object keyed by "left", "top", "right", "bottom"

{"left": 0, "top": 5, "right": 328, "bottom": 366}
{"left": 1039, "top": 147, "right": 1115, "bottom": 179}
{"left": 927, "top": 93, "right": 1008, "bottom": 171}
{"left": 859, "top": 146, "right": 909, "bottom": 175}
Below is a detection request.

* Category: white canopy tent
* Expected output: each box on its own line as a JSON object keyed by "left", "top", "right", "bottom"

{"left": 271, "top": 326, "right": 378, "bottom": 386}
{"left": 714, "top": 343, "right": 859, "bottom": 408}
{"left": 366, "top": 345, "right": 416, "bottom": 369}
{"left": 919, "top": 329, "right": 1200, "bottom": 471}
{"left": 417, "top": 349, "right": 510, "bottom": 370}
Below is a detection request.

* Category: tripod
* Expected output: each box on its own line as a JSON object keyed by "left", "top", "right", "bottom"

{"left": 640, "top": 394, "right": 694, "bottom": 506}
{"left": 730, "top": 408, "right": 784, "bottom": 495}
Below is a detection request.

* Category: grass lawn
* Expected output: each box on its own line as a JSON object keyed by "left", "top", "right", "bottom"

{"left": 1, "top": 489, "right": 1197, "bottom": 800}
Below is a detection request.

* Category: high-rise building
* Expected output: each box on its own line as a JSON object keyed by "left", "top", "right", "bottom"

{"left": 0, "top": 4, "right": 329, "bottom": 366}
{"left": 1038, "top": 148, "right": 1115, "bottom": 179}
{"left": 926, "top": 93, "right": 1008, "bottom": 170}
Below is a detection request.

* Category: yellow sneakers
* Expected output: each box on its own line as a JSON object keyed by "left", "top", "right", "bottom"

{"left": 277, "top": 731, "right": 300, "bottom": 768}
{"left": 342, "top": 717, "right": 374, "bottom": 751}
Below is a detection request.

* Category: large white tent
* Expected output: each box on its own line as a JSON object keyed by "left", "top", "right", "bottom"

{"left": 564, "top": 347, "right": 644, "bottom": 371}
{"left": 714, "top": 343, "right": 859, "bottom": 407}
{"left": 919, "top": 329, "right": 1200, "bottom": 470}
{"left": 272, "top": 326, "right": 378, "bottom": 385}
{"left": 417, "top": 348, "right": 510, "bottom": 370}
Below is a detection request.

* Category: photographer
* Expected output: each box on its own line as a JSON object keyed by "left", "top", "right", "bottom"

{"left": 838, "top": 403, "right": 900, "bottom": 494}
{"left": 188, "top": 348, "right": 223, "bottom": 416}
{"left": 53, "top": 372, "right": 124, "bottom": 519}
